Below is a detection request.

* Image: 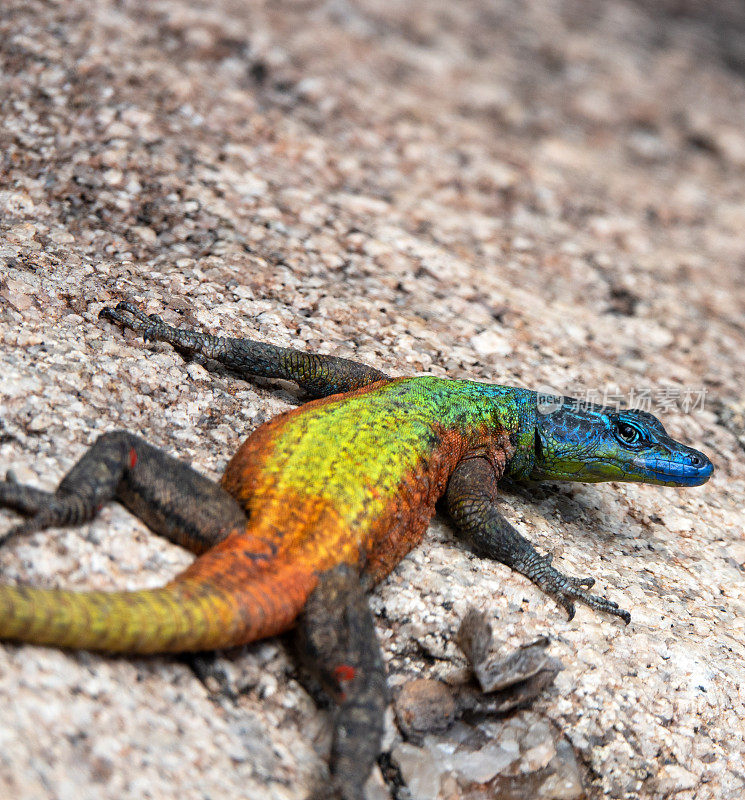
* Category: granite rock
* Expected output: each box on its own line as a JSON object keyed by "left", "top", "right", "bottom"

{"left": 1, "top": 1, "right": 745, "bottom": 798}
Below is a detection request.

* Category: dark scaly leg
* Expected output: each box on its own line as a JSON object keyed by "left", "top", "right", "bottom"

{"left": 100, "top": 301, "right": 390, "bottom": 399}
{"left": 446, "top": 458, "right": 631, "bottom": 623}
{"left": 296, "top": 565, "right": 387, "bottom": 800}
{"left": 0, "top": 434, "right": 315, "bottom": 653}
{"left": 0, "top": 430, "right": 247, "bottom": 553}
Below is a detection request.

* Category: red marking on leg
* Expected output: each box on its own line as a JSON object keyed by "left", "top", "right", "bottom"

{"left": 334, "top": 664, "right": 357, "bottom": 683}
{"left": 128, "top": 448, "right": 137, "bottom": 469}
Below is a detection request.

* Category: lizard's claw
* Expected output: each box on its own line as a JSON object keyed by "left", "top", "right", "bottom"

{"left": 535, "top": 560, "right": 630, "bottom": 624}
{"left": 557, "top": 584, "right": 629, "bottom": 624}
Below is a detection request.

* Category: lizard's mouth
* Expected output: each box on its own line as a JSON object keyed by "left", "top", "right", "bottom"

{"left": 630, "top": 454, "right": 713, "bottom": 487}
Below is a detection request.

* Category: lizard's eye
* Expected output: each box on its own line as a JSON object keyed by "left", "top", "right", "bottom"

{"left": 613, "top": 421, "right": 644, "bottom": 446}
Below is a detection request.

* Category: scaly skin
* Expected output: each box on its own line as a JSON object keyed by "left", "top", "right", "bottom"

{"left": 222, "top": 377, "right": 535, "bottom": 581}
{"left": 0, "top": 300, "right": 714, "bottom": 797}
{"left": 0, "top": 378, "right": 530, "bottom": 651}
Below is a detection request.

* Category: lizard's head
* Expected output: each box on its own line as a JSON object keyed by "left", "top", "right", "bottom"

{"left": 529, "top": 397, "right": 713, "bottom": 487}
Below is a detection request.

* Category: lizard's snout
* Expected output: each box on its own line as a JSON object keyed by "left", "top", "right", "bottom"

{"left": 634, "top": 448, "right": 713, "bottom": 487}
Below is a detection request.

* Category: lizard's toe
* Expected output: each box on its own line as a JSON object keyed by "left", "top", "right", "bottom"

{"left": 0, "top": 518, "right": 44, "bottom": 546}
{"left": 100, "top": 302, "right": 165, "bottom": 343}
{"left": 560, "top": 597, "right": 577, "bottom": 621}
{"left": 99, "top": 305, "right": 135, "bottom": 327}
{"left": 568, "top": 587, "right": 630, "bottom": 624}
{"left": 565, "top": 575, "right": 595, "bottom": 589}
{"left": 116, "top": 300, "right": 149, "bottom": 319}
{"left": 539, "top": 563, "right": 630, "bottom": 624}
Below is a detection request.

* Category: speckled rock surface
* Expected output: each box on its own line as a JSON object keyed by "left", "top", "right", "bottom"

{"left": 1, "top": 1, "right": 745, "bottom": 798}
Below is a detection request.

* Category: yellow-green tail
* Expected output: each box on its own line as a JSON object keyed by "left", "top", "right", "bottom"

{"left": 0, "top": 537, "right": 317, "bottom": 653}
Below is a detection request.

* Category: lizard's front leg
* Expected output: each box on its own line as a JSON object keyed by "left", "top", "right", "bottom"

{"left": 296, "top": 565, "right": 387, "bottom": 800}
{"left": 100, "top": 300, "right": 390, "bottom": 398}
{"left": 446, "top": 457, "right": 630, "bottom": 623}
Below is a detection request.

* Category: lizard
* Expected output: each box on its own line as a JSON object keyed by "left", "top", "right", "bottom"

{"left": 0, "top": 300, "right": 713, "bottom": 798}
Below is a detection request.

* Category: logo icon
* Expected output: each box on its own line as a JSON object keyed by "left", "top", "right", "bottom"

{"left": 536, "top": 385, "right": 564, "bottom": 415}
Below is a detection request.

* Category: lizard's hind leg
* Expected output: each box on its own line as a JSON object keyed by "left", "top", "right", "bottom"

{"left": 296, "top": 565, "right": 387, "bottom": 800}
{"left": 0, "top": 430, "right": 247, "bottom": 553}
{"left": 0, "top": 432, "right": 316, "bottom": 653}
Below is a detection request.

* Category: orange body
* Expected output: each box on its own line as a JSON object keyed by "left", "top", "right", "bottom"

{"left": 0, "top": 377, "right": 517, "bottom": 652}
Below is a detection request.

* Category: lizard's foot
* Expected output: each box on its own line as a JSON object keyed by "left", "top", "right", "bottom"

{"left": 0, "top": 479, "right": 76, "bottom": 544}
{"left": 99, "top": 301, "right": 168, "bottom": 342}
{"left": 532, "top": 557, "right": 630, "bottom": 623}
{"left": 297, "top": 565, "right": 387, "bottom": 800}
{"left": 100, "top": 301, "right": 220, "bottom": 361}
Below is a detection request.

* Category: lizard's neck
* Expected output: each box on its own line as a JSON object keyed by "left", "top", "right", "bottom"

{"left": 503, "top": 389, "right": 538, "bottom": 480}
